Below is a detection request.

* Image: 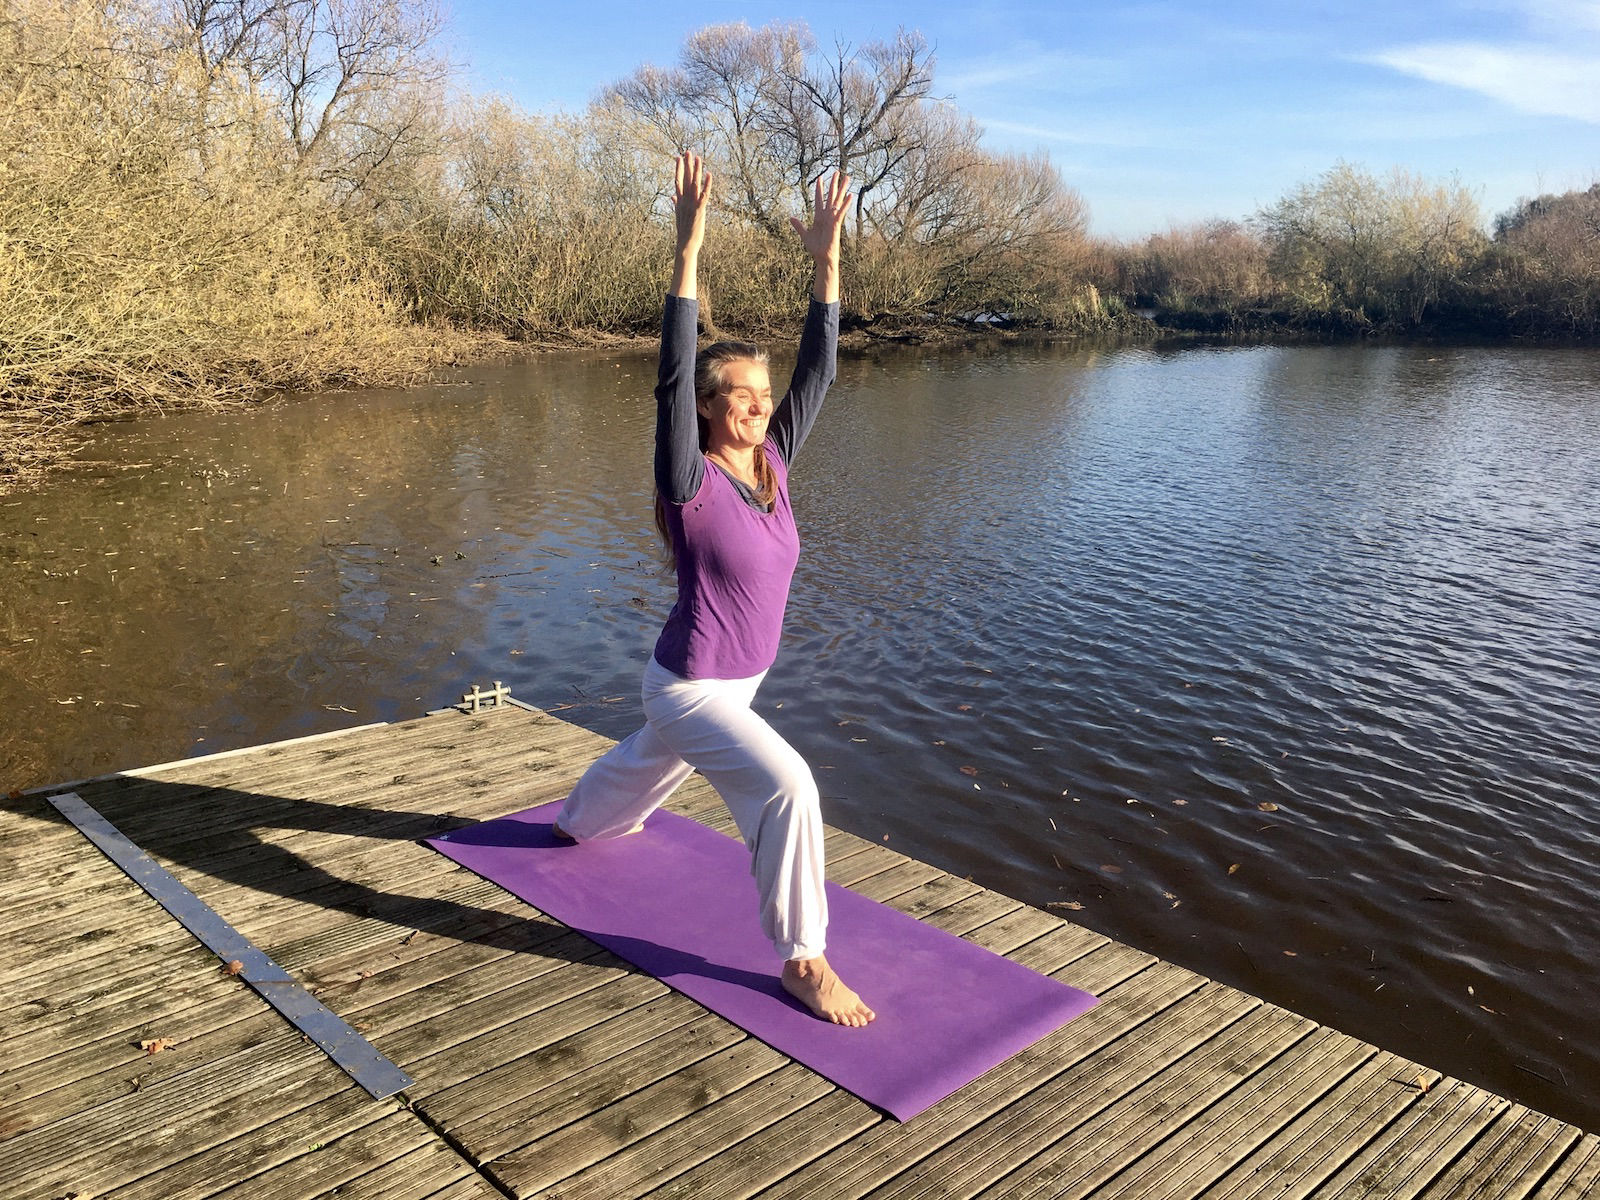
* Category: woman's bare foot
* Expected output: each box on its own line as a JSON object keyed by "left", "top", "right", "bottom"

{"left": 782, "top": 954, "right": 875, "bottom": 1027}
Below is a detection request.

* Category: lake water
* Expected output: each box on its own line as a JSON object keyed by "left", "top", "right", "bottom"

{"left": 3, "top": 334, "right": 1597, "bottom": 1131}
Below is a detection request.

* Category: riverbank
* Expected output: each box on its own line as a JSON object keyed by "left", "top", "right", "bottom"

{"left": 1, "top": 309, "right": 1147, "bottom": 498}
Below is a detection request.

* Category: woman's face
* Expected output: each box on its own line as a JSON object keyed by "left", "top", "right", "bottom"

{"left": 698, "top": 360, "right": 773, "bottom": 454}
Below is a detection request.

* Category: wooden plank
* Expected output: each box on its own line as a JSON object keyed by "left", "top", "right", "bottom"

{"left": 24, "top": 719, "right": 392, "bottom": 799}
{"left": 847, "top": 858, "right": 947, "bottom": 902}
{"left": 364, "top": 935, "right": 630, "bottom": 1054}
{"left": 98, "top": 1089, "right": 400, "bottom": 1200}
{"left": 1528, "top": 1132, "right": 1600, "bottom": 1199}
{"left": 390, "top": 972, "right": 672, "bottom": 1097}
{"left": 417, "top": 1178, "right": 504, "bottom": 1200}
{"left": 291, "top": 1140, "right": 496, "bottom": 1200}
{"left": 1203, "top": 1048, "right": 1445, "bottom": 1200}
{"left": 201, "top": 1114, "right": 477, "bottom": 1200}
{"left": 496, "top": 1057, "right": 834, "bottom": 1199}
{"left": 862, "top": 981, "right": 1261, "bottom": 1199}
{"left": 644, "top": 1087, "right": 881, "bottom": 1200}
{"left": 435, "top": 1006, "right": 745, "bottom": 1161}
{"left": 4, "top": 864, "right": 546, "bottom": 1072}
{"left": 1419, "top": 1106, "right": 1583, "bottom": 1200}
{"left": 1005, "top": 920, "right": 1110, "bottom": 975}
{"left": 754, "top": 947, "right": 1185, "bottom": 1200}
{"left": 4, "top": 939, "right": 224, "bottom": 1076}
{"left": 884, "top": 871, "right": 983, "bottom": 921}
{"left": 914, "top": 888, "right": 1024, "bottom": 936}
{"left": 485, "top": 1038, "right": 791, "bottom": 1196}
{"left": 1316, "top": 1081, "right": 1512, "bottom": 1198}
{"left": 1, "top": 1034, "right": 347, "bottom": 1200}
{"left": 267, "top": 874, "right": 520, "bottom": 969}
{"left": 1093, "top": 1025, "right": 1377, "bottom": 1200}
{"left": 6, "top": 995, "right": 315, "bottom": 1137}
{"left": 2, "top": 896, "right": 575, "bottom": 1127}
{"left": 979, "top": 1003, "right": 1317, "bottom": 1198}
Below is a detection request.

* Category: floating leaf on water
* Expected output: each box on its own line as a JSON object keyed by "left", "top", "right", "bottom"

{"left": 1283, "top": 950, "right": 1298, "bottom": 957}
{"left": 1048, "top": 900, "right": 1085, "bottom": 911}
{"left": 1100, "top": 864, "right": 1123, "bottom": 875}
{"left": 957, "top": 704, "right": 973, "bottom": 712}
{"left": 1228, "top": 864, "right": 1240, "bottom": 875}
{"left": 959, "top": 766, "right": 978, "bottom": 776}
{"left": 1173, "top": 798, "right": 1188, "bottom": 806}
{"left": 1258, "top": 802, "right": 1280, "bottom": 812}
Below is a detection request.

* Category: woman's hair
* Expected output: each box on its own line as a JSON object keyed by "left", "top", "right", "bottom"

{"left": 654, "top": 340, "right": 775, "bottom": 570}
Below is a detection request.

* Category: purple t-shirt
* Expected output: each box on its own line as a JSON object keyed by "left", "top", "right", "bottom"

{"left": 650, "top": 294, "right": 838, "bottom": 680}
{"left": 653, "top": 445, "right": 799, "bottom": 679}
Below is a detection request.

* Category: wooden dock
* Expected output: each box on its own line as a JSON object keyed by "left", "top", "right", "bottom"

{"left": 2, "top": 701, "right": 1595, "bottom": 1199}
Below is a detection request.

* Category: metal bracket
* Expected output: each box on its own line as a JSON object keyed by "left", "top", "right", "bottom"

{"left": 47, "top": 791, "right": 416, "bottom": 1100}
{"left": 461, "top": 680, "right": 512, "bottom": 712}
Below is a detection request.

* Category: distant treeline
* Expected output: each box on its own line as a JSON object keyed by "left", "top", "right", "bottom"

{"left": 1112, "top": 166, "right": 1600, "bottom": 341}
{"left": 2, "top": 2, "right": 1596, "bottom": 487}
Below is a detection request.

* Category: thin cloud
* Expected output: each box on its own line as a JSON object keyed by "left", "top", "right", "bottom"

{"left": 942, "top": 48, "right": 1121, "bottom": 95}
{"left": 978, "top": 116, "right": 1151, "bottom": 148}
{"left": 1520, "top": 0, "right": 1600, "bottom": 34}
{"left": 1372, "top": 41, "right": 1600, "bottom": 123}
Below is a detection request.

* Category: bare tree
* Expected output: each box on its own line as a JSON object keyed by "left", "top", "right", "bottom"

{"left": 770, "top": 28, "right": 935, "bottom": 234}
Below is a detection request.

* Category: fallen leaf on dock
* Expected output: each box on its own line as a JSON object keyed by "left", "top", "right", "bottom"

{"left": 138, "top": 1038, "right": 176, "bottom": 1055}
{"left": 220, "top": 959, "right": 243, "bottom": 977}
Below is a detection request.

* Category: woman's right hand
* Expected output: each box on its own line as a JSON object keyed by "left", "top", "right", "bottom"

{"left": 674, "top": 151, "right": 713, "bottom": 254}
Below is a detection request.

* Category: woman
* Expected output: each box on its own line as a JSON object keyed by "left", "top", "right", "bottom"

{"left": 555, "top": 152, "right": 874, "bottom": 1027}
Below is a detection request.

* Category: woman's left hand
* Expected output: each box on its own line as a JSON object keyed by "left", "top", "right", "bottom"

{"left": 790, "top": 171, "right": 854, "bottom": 263}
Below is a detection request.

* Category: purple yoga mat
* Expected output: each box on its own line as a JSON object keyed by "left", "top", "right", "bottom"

{"left": 426, "top": 801, "right": 1097, "bottom": 1121}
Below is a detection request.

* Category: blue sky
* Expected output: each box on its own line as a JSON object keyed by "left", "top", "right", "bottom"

{"left": 447, "top": 0, "right": 1600, "bottom": 238}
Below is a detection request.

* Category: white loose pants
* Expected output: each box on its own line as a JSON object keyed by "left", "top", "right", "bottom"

{"left": 556, "top": 656, "right": 828, "bottom": 961}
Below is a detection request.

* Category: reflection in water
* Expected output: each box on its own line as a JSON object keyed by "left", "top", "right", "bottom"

{"left": 3, "top": 338, "right": 1599, "bottom": 1131}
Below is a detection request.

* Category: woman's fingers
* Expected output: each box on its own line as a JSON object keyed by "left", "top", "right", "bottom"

{"left": 674, "top": 151, "right": 712, "bottom": 211}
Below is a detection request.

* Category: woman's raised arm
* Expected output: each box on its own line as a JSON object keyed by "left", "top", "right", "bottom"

{"left": 789, "top": 169, "right": 852, "bottom": 304}
{"left": 668, "top": 151, "right": 712, "bottom": 299}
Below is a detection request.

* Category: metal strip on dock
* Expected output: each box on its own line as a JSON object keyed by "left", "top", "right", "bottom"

{"left": 47, "top": 791, "right": 416, "bottom": 1100}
